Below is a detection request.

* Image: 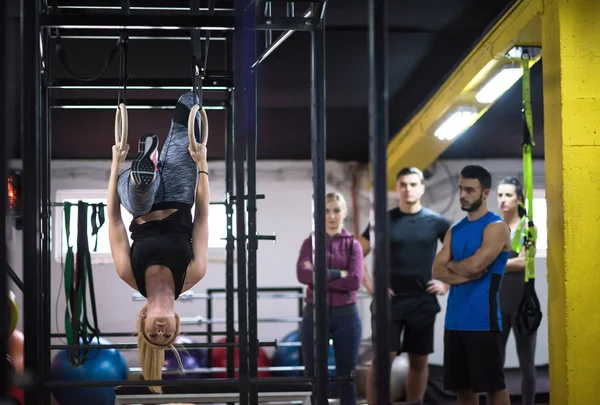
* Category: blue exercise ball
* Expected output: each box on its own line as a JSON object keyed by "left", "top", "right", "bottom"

{"left": 50, "top": 337, "right": 128, "bottom": 405}
{"left": 271, "top": 330, "right": 336, "bottom": 377}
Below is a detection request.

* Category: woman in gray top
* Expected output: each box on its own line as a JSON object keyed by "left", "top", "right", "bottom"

{"left": 497, "top": 177, "right": 537, "bottom": 405}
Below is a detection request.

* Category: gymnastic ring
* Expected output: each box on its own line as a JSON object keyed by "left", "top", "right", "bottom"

{"left": 188, "top": 104, "right": 209, "bottom": 147}
{"left": 114, "top": 103, "right": 129, "bottom": 150}
{"left": 8, "top": 291, "right": 18, "bottom": 336}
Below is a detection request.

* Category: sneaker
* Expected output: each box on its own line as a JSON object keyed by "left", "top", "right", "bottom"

{"left": 131, "top": 133, "right": 159, "bottom": 187}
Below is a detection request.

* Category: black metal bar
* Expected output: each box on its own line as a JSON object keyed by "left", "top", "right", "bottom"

{"left": 0, "top": 0, "right": 9, "bottom": 401}
{"left": 230, "top": 194, "right": 266, "bottom": 201}
{"left": 48, "top": 28, "right": 229, "bottom": 40}
{"left": 50, "top": 331, "right": 234, "bottom": 338}
{"left": 50, "top": 98, "right": 226, "bottom": 109}
{"left": 225, "top": 31, "right": 236, "bottom": 387}
{"left": 234, "top": 0, "right": 250, "bottom": 402}
{"left": 255, "top": 17, "right": 319, "bottom": 31}
{"left": 49, "top": 76, "right": 234, "bottom": 90}
{"left": 39, "top": 13, "right": 235, "bottom": 29}
{"left": 45, "top": 376, "right": 314, "bottom": 389}
{"left": 50, "top": 341, "right": 277, "bottom": 350}
{"left": 369, "top": 0, "right": 391, "bottom": 403}
{"left": 310, "top": 2, "right": 328, "bottom": 404}
{"left": 206, "top": 290, "right": 213, "bottom": 370}
{"left": 245, "top": 3, "right": 259, "bottom": 404}
{"left": 7, "top": 264, "right": 24, "bottom": 292}
{"left": 21, "top": 0, "right": 43, "bottom": 404}
{"left": 252, "top": 29, "right": 296, "bottom": 68}
{"left": 40, "top": 21, "right": 53, "bottom": 405}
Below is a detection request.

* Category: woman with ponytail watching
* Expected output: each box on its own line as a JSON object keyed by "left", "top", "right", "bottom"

{"left": 296, "top": 192, "right": 364, "bottom": 405}
{"left": 107, "top": 92, "right": 210, "bottom": 392}
{"left": 496, "top": 177, "right": 537, "bottom": 405}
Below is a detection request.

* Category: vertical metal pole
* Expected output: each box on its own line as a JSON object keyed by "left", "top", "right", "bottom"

{"left": 0, "top": 0, "right": 10, "bottom": 400}
{"left": 234, "top": 2, "right": 249, "bottom": 404}
{"left": 245, "top": 7, "right": 259, "bottom": 405}
{"left": 39, "top": 21, "right": 52, "bottom": 405}
{"left": 310, "top": 5, "right": 328, "bottom": 405}
{"left": 21, "top": 0, "right": 43, "bottom": 404}
{"left": 225, "top": 30, "right": 236, "bottom": 387}
{"left": 369, "top": 0, "right": 391, "bottom": 403}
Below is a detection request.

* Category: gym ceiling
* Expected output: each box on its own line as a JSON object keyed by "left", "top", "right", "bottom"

{"left": 19, "top": 0, "right": 546, "bottom": 165}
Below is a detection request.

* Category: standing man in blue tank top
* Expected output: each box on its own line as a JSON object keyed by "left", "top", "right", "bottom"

{"left": 432, "top": 165, "right": 512, "bottom": 405}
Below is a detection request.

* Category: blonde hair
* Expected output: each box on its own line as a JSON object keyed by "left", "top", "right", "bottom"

{"left": 137, "top": 304, "right": 182, "bottom": 393}
{"left": 326, "top": 191, "right": 347, "bottom": 210}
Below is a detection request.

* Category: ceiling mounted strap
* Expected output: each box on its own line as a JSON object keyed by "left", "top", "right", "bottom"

{"left": 190, "top": 0, "right": 204, "bottom": 107}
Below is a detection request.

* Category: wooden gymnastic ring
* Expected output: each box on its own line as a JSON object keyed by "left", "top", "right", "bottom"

{"left": 114, "top": 103, "right": 128, "bottom": 150}
{"left": 188, "top": 104, "right": 208, "bottom": 147}
{"left": 8, "top": 291, "right": 18, "bottom": 336}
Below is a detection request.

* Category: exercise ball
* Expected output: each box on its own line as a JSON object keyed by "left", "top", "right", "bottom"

{"left": 270, "top": 329, "right": 336, "bottom": 378}
{"left": 50, "top": 337, "right": 128, "bottom": 405}
{"left": 164, "top": 336, "right": 209, "bottom": 379}
{"left": 7, "top": 291, "right": 18, "bottom": 336}
{"left": 271, "top": 329, "right": 302, "bottom": 377}
{"left": 390, "top": 353, "right": 409, "bottom": 402}
{"left": 211, "top": 337, "right": 272, "bottom": 378}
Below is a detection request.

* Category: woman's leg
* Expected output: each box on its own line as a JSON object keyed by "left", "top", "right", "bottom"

{"left": 330, "top": 311, "right": 362, "bottom": 405}
{"left": 300, "top": 314, "right": 315, "bottom": 379}
{"left": 117, "top": 134, "right": 162, "bottom": 217}
{"left": 513, "top": 318, "right": 537, "bottom": 405}
{"left": 153, "top": 92, "right": 202, "bottom": 206}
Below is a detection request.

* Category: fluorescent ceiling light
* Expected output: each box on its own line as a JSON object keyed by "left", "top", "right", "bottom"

{"left": 434, "top": 109, "right": 479, "bottom": 141}
{"left": 475, "top": 67, "right": 523, "bottom": 104}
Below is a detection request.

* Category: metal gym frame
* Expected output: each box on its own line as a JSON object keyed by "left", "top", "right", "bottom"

{"left": 2, "top": 0, "right": 392, "bottom": 404}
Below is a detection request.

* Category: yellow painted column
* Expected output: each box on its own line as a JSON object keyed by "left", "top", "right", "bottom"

{"left": 542, "top": 0, "right": 600, "bottom": 404}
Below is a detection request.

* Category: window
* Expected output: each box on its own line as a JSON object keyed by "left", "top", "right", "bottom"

{"left": 53, "top": 189, "right": 235, "bottom": 264}
{"left": 531, "top": 189, "right": 547, "bottom": 258}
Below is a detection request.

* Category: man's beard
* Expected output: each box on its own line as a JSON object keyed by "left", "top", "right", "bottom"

{"left": 461, "top": 193, "right": 483, "bottom": 212}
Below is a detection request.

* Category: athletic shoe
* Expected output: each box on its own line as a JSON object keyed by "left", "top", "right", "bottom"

{"left": 131, "top": 133, "right": 159, "bottom": 187}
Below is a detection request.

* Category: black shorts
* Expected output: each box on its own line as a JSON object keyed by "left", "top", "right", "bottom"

{"left": 443, "top": 330, "right": 506, "bottom": 393}
{"left": 371, "top": 316, "right": 435, "bottom": 355}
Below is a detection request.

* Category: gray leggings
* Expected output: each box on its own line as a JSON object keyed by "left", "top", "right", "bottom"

{"left": 499, "top": 273, "right": 537, "bottom": 405}
{"left": 118, "top": 92, "right": 200, "bottom": 217}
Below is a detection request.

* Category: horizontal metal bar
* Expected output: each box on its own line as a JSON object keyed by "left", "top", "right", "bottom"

{"left": 50, "top": 340, "right": 276, "bottom": 350}
{"left": 50, "top": 330, "right": 235, "bottom": 338}
{"left": 49, "top": 76, "right": 233, "bottom": 90}
{"left": 133, "top": 290, "right": 372, "bottom": 301}
{"left": 50, "top": 98, "right": 227, "bottom": 110}
{"left": 255, "top": 17, "right": 320, "bottom": 31}
{"left": 44, "top": 376, "right": 313, "bottom": 388}
{"left": 40, "top": 13, "right": 235, "bottom": 30}
{"left": 55, "top": 6, "right": 234, "bottom": 12}
{"left": 51, "top": 199, "right": 227, "bottom": 207}
{"left": 180, "top": 316, "right": 303, "bottom": 325}
{"left": 128, "top": 365, "right": 344, "bottom": 374}
{"left": 49, "top": 28, "right": 228, "bottom": 40}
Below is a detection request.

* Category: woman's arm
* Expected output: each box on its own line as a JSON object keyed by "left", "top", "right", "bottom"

{"left": 327, "top": 239, "right": 364, "bottom": 292}
{"left": 107, "top": 145, "right": 135, "bottom": 287}
{"left": 188, "top": 141, "right": 210, "bottom": 284}
{"left": 296, "top": 238, "right": 314, "bottom": 285}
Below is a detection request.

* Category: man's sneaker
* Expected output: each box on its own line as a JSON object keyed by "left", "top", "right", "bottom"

{"left": 131, "top": 133, "right": 159, "bottom": 187}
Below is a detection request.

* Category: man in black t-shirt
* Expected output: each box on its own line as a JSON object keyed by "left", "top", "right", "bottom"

{"left": 358, "top": 167, "right": 451, "bottom": 405}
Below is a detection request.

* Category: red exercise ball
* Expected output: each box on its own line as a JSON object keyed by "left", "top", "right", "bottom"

{"left": 211, "top": 337, "right": 272, "bottom": 378}
{"left": 9, "top": 385, "right": 23, "bottom": 405}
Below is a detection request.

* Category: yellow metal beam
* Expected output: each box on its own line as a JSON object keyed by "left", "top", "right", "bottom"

{"left": 385, "top": 0, "right": 543, "bottom": 190}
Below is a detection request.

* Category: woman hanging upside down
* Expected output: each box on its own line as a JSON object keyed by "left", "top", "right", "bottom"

{"left": 107, "top": 91, "right": 210, "bottom": 392}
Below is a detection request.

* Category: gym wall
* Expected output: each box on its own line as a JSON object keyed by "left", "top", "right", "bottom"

{"left": 5, "top": 158, "right": 547, "bottom": 370}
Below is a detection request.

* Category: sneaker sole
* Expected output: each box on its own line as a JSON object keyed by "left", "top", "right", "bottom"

{"left": 132, "top": 134, "right": 159, "bottom": 187}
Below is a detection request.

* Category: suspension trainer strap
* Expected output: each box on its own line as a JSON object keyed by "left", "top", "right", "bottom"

{"left": 190, "top": 0, "right": 204, "bottom": 107}
{"left": 118, "top": 0, "right": 130, "bottom": 106}
{"left": 55, "top": 30, "right": 120, "bottom": 82}
{"left": 515, "top": 53, "right": 542, "bottom": 336}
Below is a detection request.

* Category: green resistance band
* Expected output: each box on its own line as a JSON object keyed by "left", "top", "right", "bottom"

{"left": 521, "top": 54, "right": 538, "bottom": 283}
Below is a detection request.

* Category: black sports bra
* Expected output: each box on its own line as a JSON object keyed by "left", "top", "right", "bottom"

{"left": 129, "top": 203, "right": 194, "bottom": 299}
